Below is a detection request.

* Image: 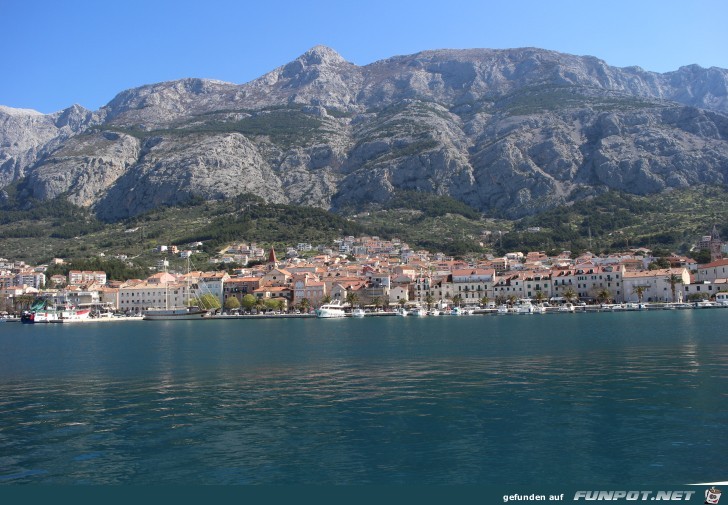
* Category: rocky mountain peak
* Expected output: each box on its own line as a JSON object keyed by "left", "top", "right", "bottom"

{"left": 297, "top": 45, "right": 349, "bottom": 67}
{"left": 3, "top": 47, "right": 728, "bottom": 220}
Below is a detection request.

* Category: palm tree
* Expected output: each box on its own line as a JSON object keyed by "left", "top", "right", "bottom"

{"left": 424, "top": 294, "right": 435, "bottom": 310}
{"left": 479, "top": 295, "right": 490, "bottom": 308}
{"left": 452, "top": 294, "right": 463, "bottom": 307}
{"left": 563, "top": 287, "right": 577, "bottom": 304}
{"left": 506, "top": 295, "right": 518, "bottom": 307}
{"left": 345, "top": 291, "right": 359, "bottom": 309}
{"left": 321, "top": 294, "right": 332, "bottom": 305}
{"left": 371, "top": 296, "right": 382, "bottom": 311}
{"left": 533, "top": 290, "right": 547, "bottom": 305}
{"left": 596, "top": 288, "right": 612, "bottom": 304}
{"left": 667, "top": 274, "right": 683, "bottom": 302}
{"left": 633, "top": 285, "right": 646, "bottom": 303}
{"left": 299, "top": 298, "right": 311, "bottom": 314}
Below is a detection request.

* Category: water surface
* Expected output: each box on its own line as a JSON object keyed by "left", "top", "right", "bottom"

{"left": 0, "top": 310, "right": 726, "bottom": 484}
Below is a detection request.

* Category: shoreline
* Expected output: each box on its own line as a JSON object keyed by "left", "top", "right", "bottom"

{"left": 5, "top": 301, "right": 726, "bottom": 323}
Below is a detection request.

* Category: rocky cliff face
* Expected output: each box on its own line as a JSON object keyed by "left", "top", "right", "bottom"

{"left": 3, "top": 46, "right": 728, "bottom": 219}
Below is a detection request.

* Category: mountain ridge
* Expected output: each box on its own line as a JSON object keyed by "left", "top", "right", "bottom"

{"left": 1, "top": 46, "right": 727, "bottom": 220}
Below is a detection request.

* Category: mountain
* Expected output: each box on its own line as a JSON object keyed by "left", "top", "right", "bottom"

{"left": 2, "top": 46, "right": 728, "bottom": 220}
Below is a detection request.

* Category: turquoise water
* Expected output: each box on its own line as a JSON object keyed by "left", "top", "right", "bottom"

{"left": 0, "top": 310, "right": 726, "bottom": 485}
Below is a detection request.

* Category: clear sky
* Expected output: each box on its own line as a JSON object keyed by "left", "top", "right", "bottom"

{"left": 2, "top": 0, "right": 727, "bottom": 114}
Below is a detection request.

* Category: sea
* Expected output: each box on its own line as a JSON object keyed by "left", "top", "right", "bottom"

{"left": 0, "top": 309, "right": 727, "bottom": 488}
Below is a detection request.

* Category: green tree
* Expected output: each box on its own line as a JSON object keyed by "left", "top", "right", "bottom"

{"left": 263, "top": 299, "right": 280, "bottom": 312}
{"left": 667, "top": 274, "right": 683, "bottom": 302}
{"left": 224, "top": 296, "right": 241, "bottom": 311}
{"left": 194, "top": 293, "right": 221, "bottom": 311}
{"left": 452, "top": 294, "right": 463, "bottom": 307}
{"left": 425, "top": 294, "right": 435, "bottom": 310}
{"left": 299, "top": 298, "right": 311, "bottom": 313}
{"left": 241, "top": 294, "right": 257, "bottom": 311}
{"left": 345, "top": 291, "right": 359, "bottom": 309}
{"left": 372, "top": 296, "right": 382, "bottom": 311}
{"left": 13, "top": 294, "right": 37, "bottom": 312}
{"left": 533, "top": 290, "right": 547, "bottom": 304}
{"left": 595, "top": 288, "right": 612, "bottom": 304}
{"left": 563, "top": 287, "right": 578, "bottom": 304}
{"left": 480, "top": 295, "right": 490, "bottom": 308}
{"left": 633, "top": 285, "right": 646, "bottom": 303}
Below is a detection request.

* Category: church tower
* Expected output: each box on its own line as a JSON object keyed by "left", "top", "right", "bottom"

{"left": 267, "top": 247, "right": 278, "bottom": 269}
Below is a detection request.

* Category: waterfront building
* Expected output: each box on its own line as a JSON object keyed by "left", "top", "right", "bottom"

{"left": 696, "top": 258, "right": 728, "bottom": 283}
{"left": 623, "top": 268, "right": 690, "bottom": 303}
{"left": 451, "top": 268, "right": 497, "bottom": 303}
{"left": 223, "top": 277, "right": 262, "bottom": 305}
{"left": 550, "top": 264, "right": 625, "bottom": 303}
{"left": 293, "top": 274, "right": 326, "bottom": 307}
{"left": 118, "top": 281, "right": 190, "bottom": 314}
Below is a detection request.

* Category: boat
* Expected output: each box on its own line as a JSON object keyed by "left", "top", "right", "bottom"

{"left": 396, "top": 307, "right": 408, "bottom": 316}
{"left": 316, "top": 301, "right": 346, "bottom": 318}
{"left": 694, "top": 300, "right": 717, "bottom": 309}
{"left": 715, "top": 292, "right": 728, "bottom": 306}
{"left": 450, "top": 307, "right": 463, "bottom": 316}
{"left": 351, "top": 308, "right": 366, "bottom": 318}
{"left": 409, "top": 307, "right": 427, "bottom": 316}
{"left": 143, "top": 306, "right": 209, "bottom": 320}
{"left": 20, "top": 298, "right": 91, "bottom": 323}
{"left": 558, "top": 303, "right": 575, "bottom": 313}
{"left": 497, "top": 304, "right": 509, "bottom": 315}
{"left": 427, "top": 309, "right": 440, "bottom": 316}
{"left": 514, "top": 299, "right": 534, "bottom": 314}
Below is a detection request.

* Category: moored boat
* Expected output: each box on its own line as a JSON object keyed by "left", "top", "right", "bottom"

{"left": 143, "top": 306, "right": 209, "bottom": 320}
{"left": 558, "top": 303, "right": 575, "bottom": 313}
{"left": 351, "top": 308, "right": 366, "bottom": 318}
{"left": 316, "top": 301, "right": 346, "bottom": 318}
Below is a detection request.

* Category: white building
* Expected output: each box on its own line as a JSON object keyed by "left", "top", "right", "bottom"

{"left": 622, "top": 268, "right": 690, "bottom": 303}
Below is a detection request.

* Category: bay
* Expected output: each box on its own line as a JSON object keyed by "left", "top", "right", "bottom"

{"left": 0, "top": 310, "right": 726, "bottom": 485}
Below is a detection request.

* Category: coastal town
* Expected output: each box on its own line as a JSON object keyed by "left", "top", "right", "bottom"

{"left": 2, "top": 226, "right": 728, "bottom": 320}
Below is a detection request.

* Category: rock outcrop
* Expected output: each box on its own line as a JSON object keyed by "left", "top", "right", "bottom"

{"left": 2, "top": 46, "right": 727, "bottom": 219}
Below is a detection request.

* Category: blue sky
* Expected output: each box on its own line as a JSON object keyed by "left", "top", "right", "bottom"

{"left": 2, "top": 0, "right": 727, "bottom": 114}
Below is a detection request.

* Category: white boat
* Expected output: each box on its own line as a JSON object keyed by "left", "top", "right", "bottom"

{"left": 409, "top": 307, "right": 427, "bottom": 316}
{"left": 351, "top": 308, "right": 366, "bottom": 318}
{"left": 427, "top": 309, "right": 440, "bottom": 316}
{"left": 514, "top": 299, "right": 534, "bottom": 314}
{"left": 694, "top": 300, "right": 717, "bottom": 309}
{"left": 715, "top": 293, "right": 728, "bottom": 306}
{"left": 396, "top": 307, "right": 408, "bottom": 316}
{"left": 497, "top": 304, "right": 509, "bottom": 315}
{"left": 558, "top": 303, "right": 575, "bottom": 313}
{"left": 316, "top": 301, "right": 346, "bottom": 318}
{"left": 450, "top": 307, "right": 463, "bottom": 316}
